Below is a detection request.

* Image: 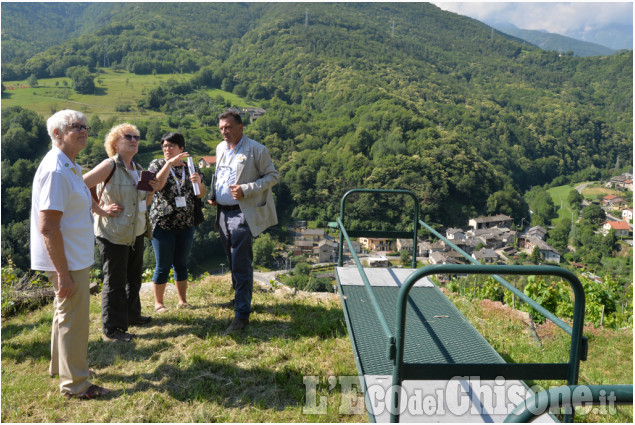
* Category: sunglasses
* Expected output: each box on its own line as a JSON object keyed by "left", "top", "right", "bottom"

{"left": 124, "top": 134, "right": 140, "bottom": 141}
{"left": 67, "top": 123, "right": 90, "bottom": 132}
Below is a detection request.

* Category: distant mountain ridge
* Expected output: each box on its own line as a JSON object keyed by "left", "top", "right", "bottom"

{"left": 484, "top": 20, "right": 617, "bottom": 57}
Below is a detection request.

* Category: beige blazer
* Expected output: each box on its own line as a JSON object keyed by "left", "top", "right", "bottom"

{"left": 214, "top": 136, "right": 279, "bottom": 236}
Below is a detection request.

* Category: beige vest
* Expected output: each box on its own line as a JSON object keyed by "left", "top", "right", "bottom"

{"left": 94, "top": 156, "right": 147, "bottom": 245}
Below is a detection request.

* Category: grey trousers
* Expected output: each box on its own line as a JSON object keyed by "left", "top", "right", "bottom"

{"left": 218, "top": 209, "right": 254, "bottom": 320}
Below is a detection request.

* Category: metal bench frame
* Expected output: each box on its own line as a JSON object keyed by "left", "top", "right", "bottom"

{"left": 331, "top": 189, "right": 588, "bottom": 422}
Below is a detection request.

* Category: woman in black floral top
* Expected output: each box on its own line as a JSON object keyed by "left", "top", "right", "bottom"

{"left": 147, "top": 132, "right": 206, "bottom": 312}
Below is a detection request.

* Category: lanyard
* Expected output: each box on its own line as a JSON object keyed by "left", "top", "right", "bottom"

{"left": 219, "top": 139, "right": 243, "bottom": 167}
{"left": 128, "top": 161, "right": 140, "bottom": 182}
{"left": 169, "top": 167, "right": 186, "bottom": 196}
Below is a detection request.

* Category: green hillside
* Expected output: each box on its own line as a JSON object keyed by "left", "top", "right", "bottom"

{"left": 1, "top": 2, "right": 632, "bottom": 272}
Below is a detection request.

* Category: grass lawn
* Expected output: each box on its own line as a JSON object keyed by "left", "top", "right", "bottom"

{"left": 2, "top": 276, "right": 631, "bottom": 422}
{"left": 547, "top": 184, "right": 579, "bottom": 225}
{"left": 1, "top": 69, "right": 253, "bottom": 124}
{"left": 580, "top": 185, "right": 624, "bottom": 203}
{"left": 2, "top": 69, "right": 173, "bottom": 120}
{"left": 1, "top": 275, "right": 362, "bottom": 423}
{"left": 448, "top": 293, "right": 633, "bottom": 423}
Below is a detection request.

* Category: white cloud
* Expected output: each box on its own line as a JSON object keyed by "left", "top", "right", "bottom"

{"left": 432, "top": 2, "right": 633, "bottom": 35}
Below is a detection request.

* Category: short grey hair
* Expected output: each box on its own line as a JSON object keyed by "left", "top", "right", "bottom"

{"left": 218, "top": 108, "right": 242, "bottom": 125}
{"left": 46, "top": 109, "right": 87, "bottom": 146}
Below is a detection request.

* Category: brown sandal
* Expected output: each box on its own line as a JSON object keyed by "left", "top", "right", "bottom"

{"left": 154, "top": 305, "right": 168, "bottom": 314}
{"left": 64, "top": 384, "right": 110, "bottom": 400}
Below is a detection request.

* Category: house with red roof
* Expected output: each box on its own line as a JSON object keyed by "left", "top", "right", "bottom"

{"left": 601, "top": 220, "right": 632, "bottom": 237}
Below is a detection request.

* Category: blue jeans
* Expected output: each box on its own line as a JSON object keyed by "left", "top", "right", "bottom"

{"left": 151, "top": 226, "right": 195, "bottom": 284}
{"left": 218, "top": 209, "right": 253, "bottom": 320}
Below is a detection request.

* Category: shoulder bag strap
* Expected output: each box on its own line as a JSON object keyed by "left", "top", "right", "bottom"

{"left": 95, "top": 158, "right": 117, "bottom": 204}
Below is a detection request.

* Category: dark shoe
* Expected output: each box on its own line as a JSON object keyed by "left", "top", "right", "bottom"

{"left": 216, "top": 299, "right": 235, "bottom": 309}
{"left": 129, "top": 315, "right": 152, "bottom": 326}
{"left": 103, "top": 330, "right": 134, "bottom": 342}
{"left": 64, "top": 384, "right": 110, "bottom": 400}
{"left": 226, "top": 317, "right": 249, "bottom": 333}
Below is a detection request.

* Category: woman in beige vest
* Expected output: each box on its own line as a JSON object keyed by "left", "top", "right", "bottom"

{"left": 84, "top": 124, "right": 157, "bottom": 342}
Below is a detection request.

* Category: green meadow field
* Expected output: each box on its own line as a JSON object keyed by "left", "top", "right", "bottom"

{"left": 2, "top": 69, "right": 254, "bottom": 123}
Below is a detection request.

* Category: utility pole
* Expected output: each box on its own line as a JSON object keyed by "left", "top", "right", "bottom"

{"left": 391, "top": 20, "right": 395, "bottom": 38}
{"left": 305, "top": 9, "right": 309, "bottom": 28}
{"left": 103, "top": 39, "right": 109, "bottom": 68}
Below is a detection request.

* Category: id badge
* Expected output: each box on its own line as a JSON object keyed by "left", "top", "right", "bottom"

{"left": 175, "top": 196, "right": 187, "bottom": 208}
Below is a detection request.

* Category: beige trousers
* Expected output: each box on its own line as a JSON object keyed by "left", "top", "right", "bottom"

{"left": 47, "top": 268, "right": 92, "bottom": 396}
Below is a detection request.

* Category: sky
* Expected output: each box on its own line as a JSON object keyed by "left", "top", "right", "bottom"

{"left": 432, "top": 1, "right": 634, "bottom": 36}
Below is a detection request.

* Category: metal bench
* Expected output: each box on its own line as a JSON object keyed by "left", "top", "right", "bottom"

{"left": 330, "top": 189, "right": 589, "bottom": 422}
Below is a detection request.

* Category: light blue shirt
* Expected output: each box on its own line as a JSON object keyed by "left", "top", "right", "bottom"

{"left": 215, "top": 137, "right": 244, "bottom": 206}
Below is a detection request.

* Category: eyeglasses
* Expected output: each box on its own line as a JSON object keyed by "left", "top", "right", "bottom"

{"left": 66, "top": 123, "right": 90, "bottom": 132}
{"left": 161, "top": 143, "right": 179, "bottom": 149}
{"left": 124, "top": 134, "right": 140, "bottom": 141}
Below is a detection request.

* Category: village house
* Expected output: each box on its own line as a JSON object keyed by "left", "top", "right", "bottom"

{"left": 358, "top": 237, "right": 392, "bottom": 252}
{"left": 601, "top": 221, "right": 632, "bottom": 237}
{"left": 198, "top": 156, "right": 216, "bottom": 168}
{"left": 298, "top": 228, "right": 325, "bottom": 242}
{"left": 518, "top": 236, "right": 561, "bottom": 263}
{"left": 468, "top": 214, "right": 513, "bottom": 231}
{"left": 444, "top": 250, "right": 471, "bottom": 264}
{"left": 450, "top": 237, "right": 482, "bottom": 255}
{"left": 315, "top": 240, "right": 336, "bottom": 263}
{"left": 602, "top": 195, "right": 628, "bottom": 210}
{"left": 472, "top": 248, "right": 500, "bottom": 264}
{"left": 622, "top": 208, "right": 633, "bottom": 223}
{"left": 343, "top": 240, "right": 362, "bottom": 254}
{"left": 292, "top": 240, "right": 314, "bottom": 256}
{"left": 417, "top": 240, "right": 433, "bottom": 257}
{"left": 241, "top": 107, "right": 267, "bottom": 122}
{"left": 429, "top": 251, "right": 450, "bottom": 265}
{"left": 607, "top": 173, "right": 633, "bottom": 191}
{"left": 524, "top": 226, "right": 547, "bottom": 241}
{"left": 446, "top": 228, "right": 466, "bottom": 240}
{"left": 396, "top": 238, "right": 414, "bottom": 255}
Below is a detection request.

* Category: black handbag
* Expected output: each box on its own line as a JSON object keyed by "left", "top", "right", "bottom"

{"left": 193, "top": 198, "right": 204, "bottom": 226}
{"left": 207, "top": 170, "right": 217, "bottom": 203}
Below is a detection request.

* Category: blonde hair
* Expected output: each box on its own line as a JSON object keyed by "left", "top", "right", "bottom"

{"left": 46, "top": 109, "right": 87, "bottom": 146}
{"left": 104, "top": 123, "right": 140, "bottom": 157}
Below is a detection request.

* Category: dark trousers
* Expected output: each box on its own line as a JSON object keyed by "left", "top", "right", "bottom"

{"left": 96, "top": 234, "right": 145, "bottom": 335}
{"left": 218, "top": 209, "right": 253, "bottom": 320}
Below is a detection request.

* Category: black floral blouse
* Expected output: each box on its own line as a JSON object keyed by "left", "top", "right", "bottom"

{"left": 148, "top": 159, "right": 200, "bottom": 231}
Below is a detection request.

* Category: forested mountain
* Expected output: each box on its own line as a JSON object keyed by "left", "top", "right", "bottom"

{"left": 0, "top": 3, "right": 120, "bottom": 63}
{"left": 1, "top": 3, "right": 633, "bottom": 271}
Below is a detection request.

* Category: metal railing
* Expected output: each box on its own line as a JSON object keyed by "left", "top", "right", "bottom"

{"left": 332, "top": 189, "right": 591, "bottom": 423}
{"left": 390, "top": 264, "right": 586, "bottom": 423}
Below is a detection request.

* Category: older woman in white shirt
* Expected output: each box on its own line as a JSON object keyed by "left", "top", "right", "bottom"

{"left": 31, "top": 109, "right": 110, "bottom": 399}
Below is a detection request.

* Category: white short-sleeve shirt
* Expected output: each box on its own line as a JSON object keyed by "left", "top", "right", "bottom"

{"left": 30, "top": 147, "right": 94, "bottom": 271}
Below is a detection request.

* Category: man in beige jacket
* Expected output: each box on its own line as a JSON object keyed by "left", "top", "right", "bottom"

{"left": 208, "top": 109, "right": 278, "bottom": 332}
